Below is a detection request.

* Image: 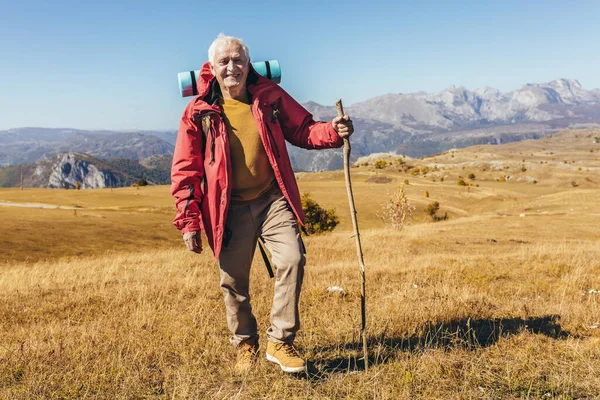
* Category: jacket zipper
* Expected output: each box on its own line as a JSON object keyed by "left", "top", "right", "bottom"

{"left": 265, "top": 122, "right": 280, "bottom": 159}
{"left": 208, "top": 118, "right": 216, "bottom": 165}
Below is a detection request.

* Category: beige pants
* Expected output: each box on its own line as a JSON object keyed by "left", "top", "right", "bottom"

{"left": 219, "top": 187, "right": 306, "bottom": 347}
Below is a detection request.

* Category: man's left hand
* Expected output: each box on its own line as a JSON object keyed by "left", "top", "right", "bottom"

{"left": 332, "top": 115, "right": 354, "bottom": 138}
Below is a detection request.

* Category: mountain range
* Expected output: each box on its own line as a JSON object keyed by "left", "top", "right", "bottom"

{"left": 293, "top": 78, "right": 600, "bottom": 170}
{"left": 1, "top": 78, "right": 599, "bottom": 187}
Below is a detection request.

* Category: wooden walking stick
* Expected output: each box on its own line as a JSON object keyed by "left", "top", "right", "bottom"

{"left": 336, "top": 99, "right": 368, "bottom": 371}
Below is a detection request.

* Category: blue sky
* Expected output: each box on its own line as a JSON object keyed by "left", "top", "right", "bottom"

{"left": 1, "top": 0, "right": 599, "bottom": 130}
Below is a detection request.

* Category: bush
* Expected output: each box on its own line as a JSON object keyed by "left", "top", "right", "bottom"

{"left": 409, "top": 168, "right": 420, "bottom": 176}
{"left": 75, "top": 182, "right": 81, "bottom": 190}
{"left": 374, "top": 160, "right": 387, "bottom": 169}
{"left": 521, "top": 166, "right": 527, "bottom": 172}
{"left": 404, "top": 179, "right": 410, "bottom": 185}
{"left": 137, "top": 179, "right": 148, "bottom": 186}
{"left": 424, "top": 191, "right": 429, "bottom": 198}
{"left": 425, "top": 201, "right": 448, "bottom": 222}
{"left": 421, "top": 166, "right": 430, "bottom": 174}
{"left": 301, "top": 193, "right": 339, "bottom": 234}
{"left": 377, "top": 187, "right": 415, "bottom": 230}
{"left": 457, "top": 179, "right": 468, "bottom": 186}
{"left": 468, "top": 173, "right": 476, "bottom": 180}
{"left": 425, "top": 201, "right": 440, "bottom": 217}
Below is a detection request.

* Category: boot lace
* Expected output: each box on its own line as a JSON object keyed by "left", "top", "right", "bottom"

{"left": 279, "top": 343, "right": 299, "bottom": 357}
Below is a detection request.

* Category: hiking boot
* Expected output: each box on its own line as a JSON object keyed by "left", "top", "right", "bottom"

{"left": 235, "top": 342, "right": 259, "bottom": 374}
{"left": 266, "top": 341, "right": 306, "bottom": 373}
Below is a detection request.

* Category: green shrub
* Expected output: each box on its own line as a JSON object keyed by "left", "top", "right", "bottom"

{"left": 301, "top": 193, "right": 339, "bottom": 234}
{"left": 468, "top": 173, "right": 476, "bottom": 180}
{"left": 137, "top": 179, "right": 148, "bottom": 186}
{"left": 457, "top": 179, "right": 468, "bottom": 186}
{"left": 374, "top": 160, "right": 387, "bottom": 169}
{"left": 425, "top": 201, "right": 448, "bottom": 222}
{"left": 425, "top": 201, "right": 440, "bottom": 217}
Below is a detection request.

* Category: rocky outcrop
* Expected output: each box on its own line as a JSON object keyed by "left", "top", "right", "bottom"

{"left": 42, "top": 153, "right": 119, "bottom": 189}
{"left": 24, "top": 153, "right": 124, "bottom": 189}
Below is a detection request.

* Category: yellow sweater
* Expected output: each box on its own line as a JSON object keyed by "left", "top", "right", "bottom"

{"left": 221, "top": 98, "right": 275, "bottom": 202}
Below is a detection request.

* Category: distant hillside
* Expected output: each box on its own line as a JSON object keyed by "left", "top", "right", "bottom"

{"left": 0, "top": 128, "right": 175, "bottom": 168}
{"left": 0, "top": 153, "right": 172, "bottom": 189}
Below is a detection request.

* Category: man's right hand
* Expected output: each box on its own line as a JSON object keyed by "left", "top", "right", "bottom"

{"left": 183, "top": 231, "right": 202, "bottom": 254}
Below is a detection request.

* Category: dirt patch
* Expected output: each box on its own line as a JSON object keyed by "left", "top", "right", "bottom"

{"left": 366, "top": 175, "right": 392, "bottom": 184}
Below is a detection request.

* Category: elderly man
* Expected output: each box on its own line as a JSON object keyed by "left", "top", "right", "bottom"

{"left": 171, "top": 34, "right": 353, "bottom": 373}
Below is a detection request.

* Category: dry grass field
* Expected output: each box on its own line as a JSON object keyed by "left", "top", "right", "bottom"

{"left": 1, "top": 130, "right": 600, "bottom": 399}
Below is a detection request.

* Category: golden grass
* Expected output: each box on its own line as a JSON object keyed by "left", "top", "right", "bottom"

{"left": 1, "top": 129, "right": 600, "bottom": 398}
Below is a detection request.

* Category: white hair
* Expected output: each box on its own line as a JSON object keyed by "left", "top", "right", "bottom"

{"left": 207, "top": 34, "right": 250, "bottom": 65}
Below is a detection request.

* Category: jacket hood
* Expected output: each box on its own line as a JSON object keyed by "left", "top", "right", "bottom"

{"left": 196, "top": 61, "right": 272, "bottom": 103}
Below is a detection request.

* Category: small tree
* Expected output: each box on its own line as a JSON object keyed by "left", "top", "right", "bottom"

{"left": 137, "top": 178, "right": 148, "bottom": 186}
{"left": 301, "top": 193, "right": 339, "bottom": 234}
{"left": 377, "top": 186, "right": 415, "bottom": 230}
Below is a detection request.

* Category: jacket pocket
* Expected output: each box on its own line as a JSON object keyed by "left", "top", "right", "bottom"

{"left": 192, "top": 112, "right": 217, "bottom": 165}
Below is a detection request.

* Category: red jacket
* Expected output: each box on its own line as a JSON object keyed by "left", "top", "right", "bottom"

{"left": 171, "top": 62, "right": 343, "bottom": 260}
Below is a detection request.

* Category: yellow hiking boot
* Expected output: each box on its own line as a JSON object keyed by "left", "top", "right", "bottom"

{"left": 266, "top": 341, "right": 306, "bottom": 373}
{"left": 235, "top": 342, "right": 259, "bottom": 374}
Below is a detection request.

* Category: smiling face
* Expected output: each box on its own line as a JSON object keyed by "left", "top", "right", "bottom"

{"left": 210, "top": 41, "right": 250, "bottom": 99}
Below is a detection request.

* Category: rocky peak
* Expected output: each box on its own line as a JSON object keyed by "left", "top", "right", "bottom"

{"left": 35, "top": 153, "right": 118, "bottom": 189}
